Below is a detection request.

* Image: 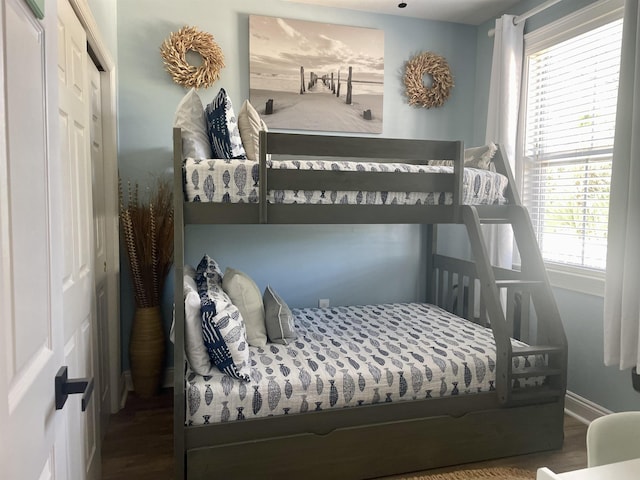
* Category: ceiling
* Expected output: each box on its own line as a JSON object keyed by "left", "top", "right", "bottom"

{"left": 283, "top": 0, "right": 522, "bottom": 25}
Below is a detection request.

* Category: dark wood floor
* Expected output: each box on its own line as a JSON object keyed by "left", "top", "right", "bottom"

{"left": 101, "top": 389, "right": 588, "bottom": 479}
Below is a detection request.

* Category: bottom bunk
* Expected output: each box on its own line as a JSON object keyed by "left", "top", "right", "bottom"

{"left": 177, "top": 298, "right": 565, "bottom": 479}
{"left": 185, "top": 302, "right": 547, "bottom": 425}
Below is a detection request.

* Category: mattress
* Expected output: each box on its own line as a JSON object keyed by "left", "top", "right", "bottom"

{"left": 182, "top": 158, "right": 509, "bottom": 206}
{"left": 185, "top": 302, "right": 545, "bottom": 426}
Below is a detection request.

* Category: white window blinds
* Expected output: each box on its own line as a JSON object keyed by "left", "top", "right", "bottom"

{"left": 522, "top": 18, "right": 623, "bottom": 270}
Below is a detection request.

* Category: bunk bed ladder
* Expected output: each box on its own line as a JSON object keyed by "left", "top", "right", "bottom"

{"left": 461, "top": 205, "right": 567, "bottom": 406}
{"left": 505, "top": 205, "right": 567, "bottom": 405}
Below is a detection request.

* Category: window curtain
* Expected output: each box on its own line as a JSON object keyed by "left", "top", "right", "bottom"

{"left": 484, "top": 15, "right": 525, "bottom": 268}
{"left": 604, "top": 0, "right": 640, "bottom": 371}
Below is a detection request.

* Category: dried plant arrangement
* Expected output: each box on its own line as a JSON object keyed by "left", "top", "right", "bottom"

{"left": 119, "top": 178, "right": 174, "bottom": 308}
{"left": 160, "top": 25, "right": 225, "bottom": 89}
{"left": 404, "top": 51, "right": 454, "bottom": 108}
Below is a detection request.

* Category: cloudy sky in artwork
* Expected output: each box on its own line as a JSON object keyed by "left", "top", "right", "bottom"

{"left": 249, "top": 15, "right": 384, "bottom": 80}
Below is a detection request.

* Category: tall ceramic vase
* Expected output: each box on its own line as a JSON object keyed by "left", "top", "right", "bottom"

{"left": 129, "top": 305, "right": 165, "bottom": 397}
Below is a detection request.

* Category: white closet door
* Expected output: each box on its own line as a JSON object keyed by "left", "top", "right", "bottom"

{"left": 58, "top": 0, "right": 100, "bottom": 477}
{"left": 89, "top": 56, "right": 111, "bottom": 440}
{"left": 0, "top": 0, "right": 68, "bottom": 478}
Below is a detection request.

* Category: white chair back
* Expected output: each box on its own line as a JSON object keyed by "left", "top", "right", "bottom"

{"left": 586, "top": 411, "right": 640, "bottom": 467}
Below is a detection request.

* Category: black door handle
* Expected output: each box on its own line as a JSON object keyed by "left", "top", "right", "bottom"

{"left": 55, "top": 366, "right": 94, "bottom": 412}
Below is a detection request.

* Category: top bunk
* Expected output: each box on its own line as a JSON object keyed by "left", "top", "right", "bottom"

{"left": 173, "top": 127, "right": 521, "bottom": 225}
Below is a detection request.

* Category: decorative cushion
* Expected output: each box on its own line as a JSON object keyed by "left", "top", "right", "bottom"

{"left": 196, "top": 254, "right": 224, "bottom": 287}
{"left": 263, "top": 285, "right": 297, "bottom": 345}
{"left": 205, "top": 88, "right": 247, "bottom": 160}
{"left": 196, "top": 264, "right": 250, "bottom": 382}
{"left": 184, "top": 290, "right": 217, "bottom": 376}
{"left": 464, "top": 143, "right": 497, "bottom": 170}
{"left": 169, "top": 265, "right": 216, "bottom": 376}
{"left": 238, "top": 99, "right": 268, "bottom": 161}
{"left": 222, "top": 268, "right": 267, "bottom": 348}
{"left": 427, "top": 143, "right": 498, "bottom": 171}
{"left": 174, "top": 88, "right": 213, "bottom": 159}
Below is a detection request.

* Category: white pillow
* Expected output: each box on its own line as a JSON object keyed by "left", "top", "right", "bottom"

{"left": 174, "top": 88, "right": 213, "bottom": 159}
{"left": 170, "top": 266, "right": 215, "bottom": 376}
{"left": 183, "top": 264, "right": 198, "bottom": 294}
{"left": 238, "top": 99, "right": 268, "bottom": 161}
{"left": 183, "top": 290, "right": 216, "bottom": 376}
{"left": 222, "top": 267, "right": 267, "bottom": 348}
{"left": 427, "top": 143, "right": 498, "bottom": 171}
{"left": 464, "top": 143, "right": 497, "bottom": 170}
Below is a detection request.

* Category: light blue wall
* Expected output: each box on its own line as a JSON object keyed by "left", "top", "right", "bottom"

{"left": 473, "top": 0, "right": 639, "bottom": 411}
{"left": 115, "top": 0, "right": 478, "bottom": 370}
{"left": 87, "top": 0, "right": 118, "bottom": 65}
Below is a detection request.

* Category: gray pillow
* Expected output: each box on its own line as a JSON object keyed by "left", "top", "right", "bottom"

{"left": 263, "top": 285, "right": 296, "bottom": 345}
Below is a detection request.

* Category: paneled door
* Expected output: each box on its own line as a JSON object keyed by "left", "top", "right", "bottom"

{"left": 1, "top": 0, "right": 102, "bottom": 477}
{"left": 58, "top": 0, "right": 101, "bottom": 477}
{"left": 89, "top": 56, "right": 112, "bottom": 439}
{"left": 0, "top": 0, "right": 69, "bottom": 478}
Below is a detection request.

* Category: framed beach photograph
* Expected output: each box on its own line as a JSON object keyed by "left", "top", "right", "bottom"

{"left": 249, "top": 15, "right": 384, "bottom": 134}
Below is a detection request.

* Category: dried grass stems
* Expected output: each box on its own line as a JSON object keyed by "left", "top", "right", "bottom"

{"left": 160, "top": 25, "right": 225, "bottom": 89}
{"left": 119, "top": 178, "right": 174, "bottom": 308}
{"left": 404, "top": 51, "right": 454, "bottom": 108}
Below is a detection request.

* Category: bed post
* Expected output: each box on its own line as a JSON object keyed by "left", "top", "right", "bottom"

{"left": 425, "top": 224, "right": 437, "bottom": 304}
{"left": 452, "top": 140, "right": 464, "bottom": 217}
{"left": 259, "top": 130, "right": 268, "bottom": 224}
{"left": 173, "top": 127, "right": 186, "bottom": 480}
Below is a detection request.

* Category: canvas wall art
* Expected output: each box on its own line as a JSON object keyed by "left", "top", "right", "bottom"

{"left": 249, "top": 15, "right": 384, "bottom": 134}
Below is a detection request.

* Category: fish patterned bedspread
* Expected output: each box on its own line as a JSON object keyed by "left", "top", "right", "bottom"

{"left": 185, "top": 302, "right": 544, "bottom": 426}
{"left": 182, "top": 158, "right": 509, "bottom": 205}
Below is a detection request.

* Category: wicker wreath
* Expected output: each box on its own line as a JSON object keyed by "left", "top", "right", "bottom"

{"left": 160, "top": 26, "right": 225, "bottom": 89}
{"left": 404, "top": 52, "right": 454, "bottom": 108}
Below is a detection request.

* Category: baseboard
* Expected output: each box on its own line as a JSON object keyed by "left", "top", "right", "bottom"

{"left": 122, "top": 367, "right": 174, "bottom": 393}
{"left": 564, "top": 390, "right": 612, "bottom": 425}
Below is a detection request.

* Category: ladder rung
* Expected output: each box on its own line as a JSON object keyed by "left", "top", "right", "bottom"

{"left": 512, "top": 345, "right": 564, "bottom": 357}
{"left": 512, "top": 367, "right": 563, "bottom": 379}
{"left": 495, "top": 280, "right": 544, "bottom": 288}
{"left": 477, "top": 217, "right": 511, "bottom": 224}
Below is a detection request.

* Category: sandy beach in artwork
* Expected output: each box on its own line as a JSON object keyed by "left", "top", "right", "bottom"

{"left": 251, "top": 84, "right": 383, "bottom": 134}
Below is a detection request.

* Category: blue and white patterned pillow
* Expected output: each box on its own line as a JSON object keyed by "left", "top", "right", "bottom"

{"left": 195, "top": 255, "right": 250, "bottom": 382}
{"left": 205, "top": 88, "right": 247, "bottom": 160}
{"left": 196, "top": 254, "right": 224, "bottom": 287}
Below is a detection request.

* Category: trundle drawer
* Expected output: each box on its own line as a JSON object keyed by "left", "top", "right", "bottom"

{"left": 186, "top": 402, "right": 564, "bottom": 480}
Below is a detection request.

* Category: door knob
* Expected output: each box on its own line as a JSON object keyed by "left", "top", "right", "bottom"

{"left": 55, "top": 366, "right": 94, "bottom": 412}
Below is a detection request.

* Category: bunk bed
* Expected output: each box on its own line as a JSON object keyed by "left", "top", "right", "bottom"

{"left": 172, "top": 127, "right": 568, "bottom": 480}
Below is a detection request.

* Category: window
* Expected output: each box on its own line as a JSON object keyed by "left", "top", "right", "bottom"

{"left": 520, "top": 6, "right": 623, "bottom": 274}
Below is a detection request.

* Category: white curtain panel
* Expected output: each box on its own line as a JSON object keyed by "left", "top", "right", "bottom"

{"left": 484, "top": 15, "right": 524, "bottom": 268}
{"left": 604, "top": 0, "right": 640, "bottom": 371}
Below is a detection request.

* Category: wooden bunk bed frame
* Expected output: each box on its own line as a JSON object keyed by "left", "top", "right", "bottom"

{"left": 172, "top": 128, "right": 568, "bottom": 480}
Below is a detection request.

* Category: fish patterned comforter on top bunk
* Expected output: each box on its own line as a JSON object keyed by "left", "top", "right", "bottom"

{"left": 182, "top": 158, "right": 509, "bottom": 206}
{"left": 185, "top": 302, "right": 545, "bottom": 426}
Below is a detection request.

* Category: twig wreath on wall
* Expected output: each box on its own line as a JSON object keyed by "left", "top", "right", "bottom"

{"left": 403, "top": 51, "right": 454, "bottom": 108}
{"left": 160, "top": 26, "right": 225, "bottom": 89}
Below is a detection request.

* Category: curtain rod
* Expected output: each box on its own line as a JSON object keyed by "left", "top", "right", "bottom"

{"left": 487, "top": 0, "right": 565, "bottom": 37}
